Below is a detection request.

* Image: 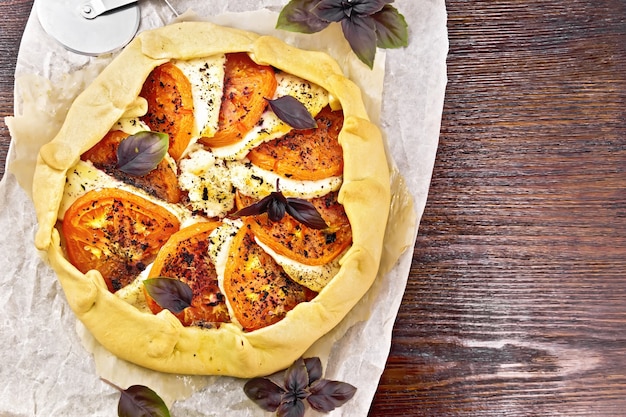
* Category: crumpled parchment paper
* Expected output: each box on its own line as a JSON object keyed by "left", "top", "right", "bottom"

{"left": 0, "top": 0, "right": 448, "bottom": 415}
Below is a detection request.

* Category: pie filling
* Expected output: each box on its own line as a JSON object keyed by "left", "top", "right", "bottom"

{"left": 59, "top": 52, "right": 351, "bottom": 332}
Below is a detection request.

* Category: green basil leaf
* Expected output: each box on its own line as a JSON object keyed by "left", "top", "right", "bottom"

{"left": 143, "top": 277, "right": 192, "bottom": 314}
{"left": 277, "top": 0, "right": 330, "bottom": 33}
{"left": 372, "top": 5, "right": 409, "bottom": 49}
{"left": 117, "top": 131, "right": 169, "bottom": 176}
{"left": 267, "top": 96, "right": 318, "bottom": 130}
{"left": 341, "top": 16, "right": 378, "bottom": 68}
{"left": 118, "top": 385, "right": 171, "bottom": 417}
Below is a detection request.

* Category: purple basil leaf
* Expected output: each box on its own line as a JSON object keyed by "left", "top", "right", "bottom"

{"left": 231, "top": 187, "right": 290, "bottom": 223}
{"left": 231, "top": 195, "right": 273, "bottom": 218}
{"left": 267, "top": 197, "right": 287, "bottom": 222}
{"left": 284, "top": 358, "right": 311, "bottom": 393}
{"left": 351, "top": 0, "right": 391, "bottom": 16}
{"left": 303, "top": 357, "right": 323, "bottom": 385}
{"left": 371, "top": 5, "right": 409, "bottom": 49}
{"left": 341, "top": 15, "right": 378, "bottom": 68}
{"left": 267, "top": 96, "right": 318, "bottom": 130}
{"left": 313, "top": 0, "right": 347, "bottom": 21}
{"left": 243, "top": 377, "right": 285, "bottom": 412}
{"left": 277, "top": 0, "right": 330, "bottom": 33}
{"left": 307, "top": 379, "right": 357, "bottom": 412}
{"left": 118, "top": 385, "right": 171, "bottom": 417}
{"left": 277, "top": 399, "right": 306, "bottom": 417}
{"left": 286, "top": 198, "right": 328, "bottom": 229}
{"left": 117, "top": 131, "right": 169, "bottom": 176}
{"left": 314, "top": 0, "right": 390, "bottom": 21}
{"left": 143, "top": 277, "right": 192, "bottom": 314}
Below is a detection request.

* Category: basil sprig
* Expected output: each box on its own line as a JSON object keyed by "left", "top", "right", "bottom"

{"left": 232, "top": 180, "right": 328, "bottom": 230}
{"left": 244, "top": 357, "right": 357, "bottom": 416}
{"left": 277, "top": 0, "right": 409, "bottom": 68}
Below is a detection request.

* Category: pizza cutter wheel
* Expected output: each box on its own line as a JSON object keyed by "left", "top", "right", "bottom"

{"left": 37, "top": 0, "right": 140, "bottom": 56}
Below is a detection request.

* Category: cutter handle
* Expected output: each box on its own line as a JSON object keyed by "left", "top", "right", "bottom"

{"left": 80, "top": 0, "right": 138, "bottom": 19}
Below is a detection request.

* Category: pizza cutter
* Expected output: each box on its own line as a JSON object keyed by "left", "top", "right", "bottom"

{"left": 37, "top": 0, "right": 141, "bottom": 56}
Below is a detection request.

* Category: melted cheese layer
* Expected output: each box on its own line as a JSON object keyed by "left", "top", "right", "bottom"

{"left": 173, "top": 56, "right": 225, "bottom": 140}
{"left": 255, "top": 238, "right": 342, "bottom": 293}
{"left": 178, "top": 148, "right": 235, "bottom": 217}
{"left": 211, "top": 72, "right": 329, "bottom": 160}
{"left": 229, "top": 160, "right": 342, "bottom": 200}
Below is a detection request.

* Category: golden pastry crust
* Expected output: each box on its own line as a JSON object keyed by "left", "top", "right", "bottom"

{"left": 32, "top": 21, "right": 390, "bottom": 377}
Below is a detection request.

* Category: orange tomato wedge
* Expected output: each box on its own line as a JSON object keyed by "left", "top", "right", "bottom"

{"left": 81, "top": 130, "right": 181, "bottom": 203}
{"left": 224, "top": 225, "right": 317, "bottom": 331}
{"left": 145, "top": 221, "right": 230, "bottom": 327}
{"left": 237, "top": 191, "right": 352, "bottom": 266}
{"left": 246, "top": 106, "right": 344, "bottom": 181}
{"left": 140, "top": 62, "right": 195, "bottom": 161}
{"left": 62, "top": 188, "right": 180, "bottom": 292}
{"left": 200, "top": 53, "right": 277, "bottom": 148}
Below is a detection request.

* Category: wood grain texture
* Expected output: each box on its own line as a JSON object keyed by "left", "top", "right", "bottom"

{"left": 1, "top": 1, "right": 625, "bottom": 416}
{"left": 369, "top": 0, "right": 626, "bottom": 416}
{"left": 0, "top": 0, "right": 33, "bottom": 176}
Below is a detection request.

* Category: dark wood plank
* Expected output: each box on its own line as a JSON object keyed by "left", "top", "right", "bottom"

{"left": 0, "top": 0, "right": 33, "bottom": 177}
{"left": 369, "top": 0, "right": 626, "bottom": 415}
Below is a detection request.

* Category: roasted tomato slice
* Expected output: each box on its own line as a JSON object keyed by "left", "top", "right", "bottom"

{"left": 236, "top": 191, "right": 352, "bottom": 266}
{"left": 62, "top": 188, "right": 180, "bottom": 292}
{"left": 246, "top": 106, "right": 344, "bottom": 181}
{"left": 200, "top": 53, "right": 277, "bottom": 148}
{"left": 81, "top": 130, "right": 181, "bottom": 203}
{"left": 145, "top": 221, "right": 230, "bottom": 327}
{"left": 224, "top": 224, "right": 316, "bottom": 332}
{"left": 140, "top": 62, "right": 195, "bottom": 161}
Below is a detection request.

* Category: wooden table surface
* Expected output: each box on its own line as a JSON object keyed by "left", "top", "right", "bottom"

{"left": 2, "top": 1, "right": 625, "bottom": 416}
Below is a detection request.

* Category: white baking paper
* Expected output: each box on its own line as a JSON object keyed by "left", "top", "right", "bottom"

{"left": 0, "top": 0, "right": 448, "bottom": 415}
